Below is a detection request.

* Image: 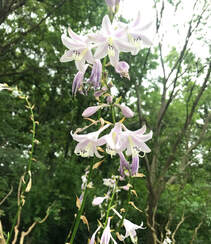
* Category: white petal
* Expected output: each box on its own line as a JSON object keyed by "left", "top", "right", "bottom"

{"left": 60, "top": 50, "right": 74, "bottom": 62}
{"left": 102, "top": 15, "right": 112, "bottom": 35}
{"left": 94, "top": 44, "right": 108, "bottom": 59}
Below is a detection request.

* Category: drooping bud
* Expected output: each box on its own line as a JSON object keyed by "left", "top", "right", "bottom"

{"left": 115, "top": 61, "right": 130, "bottom": 79}
{"left": 106, "top": 95, "right": 113, "bottom": 104}
{"left": 119, "top": 152, "right": 130, "bottom": 178}
{"left": 115, "top": 104, "right": 134, "bottom": 118}
{"left": 82, "top": 105, "right": 101, "bottom": 117}
{"left": 131, "top": 155, "right": 139, "bottom": 175}
{"left": 88, "top": 59, "right": 102, "bottom": 89}
{"left": 72, "top": 71, "right": 84, "bottom": 95}
{"left": 92, "top": 196, "right": 107, "bottom": 206}
{"left": 94, "top": 86, "right": 107, "bottom": 97}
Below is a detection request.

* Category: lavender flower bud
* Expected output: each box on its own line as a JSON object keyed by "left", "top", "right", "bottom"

{"left": 131, "top": 156, "right": 139, "bottom": 175}
{"left": 106, "top": 95, "right": 113, "bottom": 104}
{"left": 82, "top": 106, "right": 101, "bottom": 117}
{"left": 115, "top": 61, "right": 130, "bottom": 79}
{"left": 88, "top": 59, "right": 102, "bottom": 89}
{"left": 72, "top": 71, "right": 84, "bottom": 95}
{"left": 116, "top": 104, "right": 134, "bottom": 118}
{"left": 92, "top": 196, "right": 107, "bottom": 206}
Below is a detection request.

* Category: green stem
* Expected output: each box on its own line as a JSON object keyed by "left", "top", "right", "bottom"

{"left": 118, "top": 176, "right": 132, "bottom": 230}
{"left": 104, "top": 183, "right": 117, "bottom": 228}
{"left": 111, "top": 106, "right": 116, "bottom": 124}
{"left": 67, "top": 161, "right": 94, "bottom": 244}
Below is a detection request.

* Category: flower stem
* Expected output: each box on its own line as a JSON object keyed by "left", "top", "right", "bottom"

{"left": 104, "top": 182, "right": 117, "bottom": 228}
{"left": 67, "top": 161, "right": 94, "bottom": 244}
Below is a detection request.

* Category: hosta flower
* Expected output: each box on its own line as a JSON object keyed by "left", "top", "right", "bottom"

{"left": 105, "top": 0, "right": 120, "bottom": 7}
{"left": 60, "top": 27, "right": 94, "bottom": 69}
{"left": 71, "top": 124, "right": 110, "bottom": 158}
{"left": 90, "top": 226, "right": 101, "bottom": 244}
{"left": 82, "top": 105, "right": 101, "bottom": 117}
{"left": 100, "top": 217, "right": 117, "bottom": 244}
{"left": 89, "top": 15, "right": 134, "bottom": 67}
{"left": 103, "top": 122, "right": 124, "bottom": 156}
{"left": 123, "top": 219, "right": 145, "bottom": 243}
{"left": 121, "top": 124, "right": 153, "bottom": 157}
{"left": 119, "top": 11, "right": 153, "bottom": 55}
{"left": 112, "top": 208, "right": 145, "bottom": 243}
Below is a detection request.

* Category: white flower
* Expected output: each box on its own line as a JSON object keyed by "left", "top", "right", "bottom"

{"left": 71, "top": 124, "right": 110, "bottom": 158}
{"left": 89, "top": 15, "right": 134, "bottom": 67}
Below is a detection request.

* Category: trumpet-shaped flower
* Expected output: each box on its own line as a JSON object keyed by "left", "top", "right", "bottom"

{"left": 112, "top": 208, "right": 145, "bottom": 243}
{"left": 103, "top": 122, "right": 124, "bottom": 156}
{"left": 89, "top": 15, "right": 134, "bottom": 66}
{"left": 60, "top": 28, "right": 94, "bottom": 69}
{"left": 71, "top": 124, "right": 110, "bottom": 158}
{"left": 119, "top": 11, "right": 153, "bottom": 55}
{"left": 123, "top": 219, "right": 145, "bottom": 243}
{"left": 90, "top": 226, "right": 101, "bottom": 244}
{"left": 121, "top": 124, "right": 153, "bottom": 157}
{"left": 100, "top": 217, "right": 117, "bottom": 244}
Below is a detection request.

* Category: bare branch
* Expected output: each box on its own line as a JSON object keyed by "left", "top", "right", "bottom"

{"left": 0, "top": 220, "right": 6, "bottom": 244}
{"left": 161, "top": 61, "right": 211, "bottom": 177}
{"left": 171, "top": 212, "right": 185, "bottom": 243}
{"left": 190, "top": 220, "right": 203, "bottom": 244}
{"left": 0, "top": 186, "right": 13, "bottom": 206}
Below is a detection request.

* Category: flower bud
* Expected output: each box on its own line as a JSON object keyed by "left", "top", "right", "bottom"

{"left": 92, "top": 196, "right": 107, "bottom": 206}
{"left": 106, "top": 95, "right": 113, "bottom": 104}
{"left": 88, "top": 59, "right": 102, "bottom": 89}
{"left": 82, "top": 106, "right": 101, "bottom": 117}
{"left": 115, "top": 61, "right": 130, "bottom": 79}
{"left": 116, "top": 104, "right": 134, "bottom": 118}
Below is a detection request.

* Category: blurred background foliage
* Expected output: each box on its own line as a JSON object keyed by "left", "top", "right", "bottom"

{"left": 0, "top": 0, "right": 210, "bottom": 243}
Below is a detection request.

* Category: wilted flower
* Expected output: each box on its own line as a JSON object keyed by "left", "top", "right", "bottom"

{"left": 71, "top": 124, "right": 110, "bottom": 158}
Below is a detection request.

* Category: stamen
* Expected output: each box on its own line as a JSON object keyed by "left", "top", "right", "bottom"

{"left": 108, "top": 44, "right": 115, "bottom": 57}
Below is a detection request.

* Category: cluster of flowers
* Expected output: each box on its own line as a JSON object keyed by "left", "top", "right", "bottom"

{"left": 72, "top": 120, "right": 152, "bottom": 177}
{"left": 90, "top": 176, "right": 145, "bottom": 243}
{"left": 60, "top": 1, "right": 153, "bottom": 243}
{"left": 60, "top": 10, "right": 152, "bottom": 95}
